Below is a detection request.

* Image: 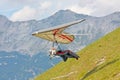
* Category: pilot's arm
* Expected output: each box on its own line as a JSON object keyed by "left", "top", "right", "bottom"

{"left": 49, "top": 48, "right": 57, "bottom": 57}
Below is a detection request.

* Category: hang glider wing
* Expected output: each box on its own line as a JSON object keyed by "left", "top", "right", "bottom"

{"left": 32, "top": 19, "right": 85, "bottom": 44}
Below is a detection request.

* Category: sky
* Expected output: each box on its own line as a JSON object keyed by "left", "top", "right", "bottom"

{"left": 0, "top": 0, "right": 120, "bottom": 21}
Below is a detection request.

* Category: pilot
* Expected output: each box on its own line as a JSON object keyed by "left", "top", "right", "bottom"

{"left": 49, "top": 47, "right": 57, "bottom": 58}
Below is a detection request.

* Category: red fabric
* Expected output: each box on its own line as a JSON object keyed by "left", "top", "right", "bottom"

{"left": 56, "top": 50, "right": 71, "bottom": 55}
{"left": 56, "top": 51, "right": 64, "bottom": 55}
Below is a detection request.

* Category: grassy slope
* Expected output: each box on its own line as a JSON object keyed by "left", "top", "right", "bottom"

{"left": 35, "top": 27, "right": 120, "bottom": 80}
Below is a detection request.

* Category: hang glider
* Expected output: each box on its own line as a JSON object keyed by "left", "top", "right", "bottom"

{"left": 32, "top": 19, "right": 86, "bottom": 61}
{"left": 32, "top": 19, "right": 85, "bottom": 44}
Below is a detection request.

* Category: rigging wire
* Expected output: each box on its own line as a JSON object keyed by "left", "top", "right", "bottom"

{"left": 53, "top": 34, "right": 62, "bottom": 50}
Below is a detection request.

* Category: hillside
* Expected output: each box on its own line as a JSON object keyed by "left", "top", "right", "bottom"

{"left": 35, "top": 27, "right": 120, "bottom": 80}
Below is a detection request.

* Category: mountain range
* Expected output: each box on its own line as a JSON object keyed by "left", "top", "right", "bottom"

{"left": 0, "top": 9, "right": 120, "bottom": 80}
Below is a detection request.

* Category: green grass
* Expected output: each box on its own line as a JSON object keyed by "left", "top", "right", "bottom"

{"left": 34, "top": 27, "right": 120, "bottom": 80}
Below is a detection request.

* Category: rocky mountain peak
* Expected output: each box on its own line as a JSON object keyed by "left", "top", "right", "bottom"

{"left": 0, "top": 15, "right": 9, "bottom": 21}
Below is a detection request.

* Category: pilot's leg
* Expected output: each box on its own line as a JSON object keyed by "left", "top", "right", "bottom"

{"left": 69, "top": 52, "right": 80, "bottom": 60}
{"left": 60, "top": 55, "right": 68, "bottom": 62}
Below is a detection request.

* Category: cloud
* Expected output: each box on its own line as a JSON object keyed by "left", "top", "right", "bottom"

{"left": 3, "top": 0, "right": 120, "bottom": 21}
{"left": 68, "top": 5, "right": 93, "bottom": 15}
{"left": 91, "top": 0, "right": 120, "bottom": 16}
{"left": 10, "top": 1, "right": 52, "bottom": 21}
{"left": 78, "top": 0, "right": 120, "bottom": 16}
{"left": 10, "top": 6, "right": 37, "bottom": 21}
{"left": 40, "top": 1, "right": 52, "bottom": 9}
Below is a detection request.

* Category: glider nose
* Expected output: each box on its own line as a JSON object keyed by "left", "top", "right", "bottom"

{"left": 32, "top": 33, "right": 35, "bottom": 36}
{"left": 32, "top": 32, "right": 38, "bottom": 36}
